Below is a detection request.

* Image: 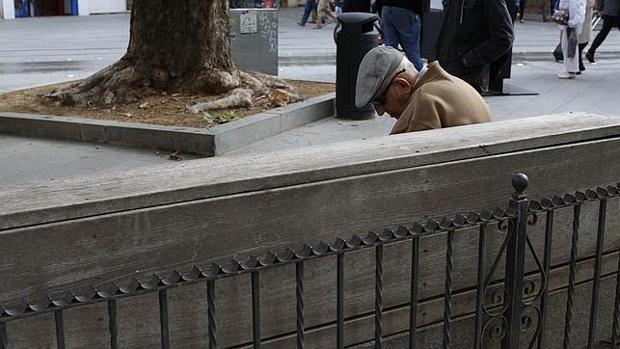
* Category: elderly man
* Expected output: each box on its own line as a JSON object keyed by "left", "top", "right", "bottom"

{"left": 356, "top": 46, "right": 492, "bottom": 134}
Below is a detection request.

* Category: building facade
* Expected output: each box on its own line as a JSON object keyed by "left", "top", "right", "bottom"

{"left": 1, "top": 0, "right": 128, "bottom": 19}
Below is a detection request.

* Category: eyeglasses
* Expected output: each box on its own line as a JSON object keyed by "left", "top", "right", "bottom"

{"left": 371, "top": 69, "right": 406, "bottom": 107}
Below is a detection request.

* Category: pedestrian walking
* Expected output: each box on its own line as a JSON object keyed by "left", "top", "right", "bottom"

{"left": 578, "top": 0, "right": 595, "bottom": 72}
{"left": 376, "top": 0, "right": 424, "bottom": 70}
{"left": 298, "top": 0, "right": 317, "bottom": 26}
{"left": 435, "top": 0, "right": 514, "bottom": 93}
{"left": 554, "top": 0, "right": 586, "bottom": 78}
{"left": 586, "top": 0, "right": 620, "bottom": 62}
{"left": 315, "top": 0, "right": 338, "bottom": 29}
{"left": 355, "top": 46, "right": 492, "bottom": 134}
{"left": 517, "top": 0, "right": 527, "bottom": 22}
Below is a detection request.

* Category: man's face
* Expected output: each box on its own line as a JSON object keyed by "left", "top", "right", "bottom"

{"left": 372, "top": 76, "right": 412, "bottom": 119}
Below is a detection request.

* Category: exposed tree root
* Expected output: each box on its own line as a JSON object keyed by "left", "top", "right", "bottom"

{"left": 187, "top": 70, "right": 302, "bottom": 112}
{"left": 47, "top": 60, "right": 144, "bottom": 106}
{"left": 188, "top": 88, "right": 253, "bottom": 113}
{"left": 46, "top": 61, "right": 302, "bottom": 113}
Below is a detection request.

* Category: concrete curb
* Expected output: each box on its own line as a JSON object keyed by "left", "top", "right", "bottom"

{"left": 279, "top": 52, "right": 620, "bottom": 65}
{"left": 210, "top": 93, "right": 335, "bottom": 155}
{"left": 0, "top": 93, "right": 335, "bottom": 157}
{"left": 512, "top": 51, "right": 620, "bottom": 62}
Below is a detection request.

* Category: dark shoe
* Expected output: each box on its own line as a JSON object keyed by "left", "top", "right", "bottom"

{"left": 579, "top": 65, "right": 586, "bottom": 71}
{"left": 585, "top": 51, "right": 595, "bottom": 63}
{"left": 297, "top": 21, "right": 305, "bottom": 26}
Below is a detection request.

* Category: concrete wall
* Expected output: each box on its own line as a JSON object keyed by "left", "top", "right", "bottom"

{"left": 1, "top": 114, "right": 620, "bottom": 347}
{"left": 77, "top": 0, "right": 89, "bottom": 15}
{"left": 87, "top": 0, "right": 126, "bottom": 13}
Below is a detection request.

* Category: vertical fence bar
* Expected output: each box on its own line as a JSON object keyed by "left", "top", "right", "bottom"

{"left": 296, "top": 262, "right": 305, "bottom": 349}
{"left": 443, "top": 230, "right": 455, "bottom": 349}
{"left": 587, "top": 199, "right": 607, "bottom": 349}
{"left": 252, "top": 271, "right": 261, "bottom": 349}
{"left": 537, "top": 210, "right": 554, "bottom": 349}
{"left": 337, "top": 252, "right": 344, "bottom": 349}
{"left": 502, "top": 173, "right": 529, "bottom": 349}
{"left": 159, "top": 289, "right": 170, "bottom": 349}
{"left": 55, "top": 310, "right": 66, "bottom": 349}
{"left": 108, "top": 299, "right": 119, "bottom": 349}
{"left": 410, "top": 235, "right": 420, "bottom": 349}
{"left": 474, "top": 224, "right": 487, "bottom": 349}
{"left": 612, "top": 249, "right": 620, "bottom": 346}
{"left": 0, "top": 321, "right": 7, "bottom": 349}
{"left": 207, "top": 280, "right": 217, "bottom": 349}
{"left": 563, "top": 204, "right": 581, "bottom": 348}
{"left": 375, "top": 245, "right": 384, "bottom": 349}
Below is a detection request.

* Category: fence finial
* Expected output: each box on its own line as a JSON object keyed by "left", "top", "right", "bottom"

{"left": 512, "top": 173, "right": 529, "bottom": 199}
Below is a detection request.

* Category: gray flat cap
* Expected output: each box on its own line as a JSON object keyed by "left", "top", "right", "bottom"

{"left": 355, "top": 46, "right": 407, "bottom": 108}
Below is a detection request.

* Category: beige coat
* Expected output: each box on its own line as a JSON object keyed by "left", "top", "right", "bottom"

{"left": 390, "top": 62, "right": 492, "bottom": 134}
{"left": 580, "top": 0, "right": 594, "bottom": 44}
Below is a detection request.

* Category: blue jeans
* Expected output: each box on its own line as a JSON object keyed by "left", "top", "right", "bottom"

{"left": 300, "top": 0, "right": 317, "bottom": 25}
{"left": 381, "top": 6, "right": 424, "bottom": 70}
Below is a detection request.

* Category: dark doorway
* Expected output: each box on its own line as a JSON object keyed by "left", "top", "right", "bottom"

{"left": 35, "top": 0, "right": 64, "bottom": 16}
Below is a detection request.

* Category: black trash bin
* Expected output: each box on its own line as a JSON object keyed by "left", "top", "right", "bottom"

{"left": 334, "top": 12, "right": 380, "bottom": 120}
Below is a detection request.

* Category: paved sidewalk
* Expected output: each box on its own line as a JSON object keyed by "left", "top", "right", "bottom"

{"left": 2, "top": 8, "right": 620, "bottom": 92}
{"left": 0, "top": 134, "right": 196, "bottom": 186}
{"left": 279, "top": 7, "right": 620, "bottom": 64}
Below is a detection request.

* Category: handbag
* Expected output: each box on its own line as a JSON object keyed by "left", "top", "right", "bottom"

{"left": 551, "top": 8, "right": 569, "bottom": 25}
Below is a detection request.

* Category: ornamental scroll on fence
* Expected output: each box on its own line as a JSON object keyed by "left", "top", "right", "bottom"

{"left": 1, "top": 173, "right": 620, "bottom": 349}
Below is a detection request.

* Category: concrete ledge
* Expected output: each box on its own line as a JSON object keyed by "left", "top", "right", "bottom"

{"left": 2, "top": 112, "right": 620, "bottom": 231}
{"left": 0, "top": 112, "right": 216, "bottom": 156}
{"left": 0, "top": 93, "right": 335, "bottom": 156}
{"left": 211, "top": 93, "right": 334, "bottom": 155}
{"left": 279, "top": 51, "right": 620, "bottom": 65}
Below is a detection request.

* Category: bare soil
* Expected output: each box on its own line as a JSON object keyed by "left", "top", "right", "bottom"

{"left": 0, "top": 80, "right": 335, "bottom": 128}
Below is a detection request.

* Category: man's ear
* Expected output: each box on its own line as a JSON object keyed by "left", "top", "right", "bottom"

{"left": 393, "top": 77, "right": 412, "bottom": 92}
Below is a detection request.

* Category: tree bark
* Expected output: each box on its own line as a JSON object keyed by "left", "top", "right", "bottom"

{"left": 49, "top": 0, "right": 295, "bottom": 107}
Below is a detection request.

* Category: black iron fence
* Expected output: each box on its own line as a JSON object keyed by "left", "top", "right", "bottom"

{"left": 1, "top": 173, "right": 620, "bottom": 348}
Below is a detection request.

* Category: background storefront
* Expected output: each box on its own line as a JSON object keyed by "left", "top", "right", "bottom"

{"left": 1, "top": 0, "right": 129, "bottom": 19}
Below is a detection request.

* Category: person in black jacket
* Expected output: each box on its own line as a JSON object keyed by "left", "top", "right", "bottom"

{"left": 435, "top": 0, "right": 514, "bottom": 92}
{"left": 376, "top": 0, "right": 425, "bottom": 70}
{"left": 586, "top": 0, "right": 620, "bottom": 62}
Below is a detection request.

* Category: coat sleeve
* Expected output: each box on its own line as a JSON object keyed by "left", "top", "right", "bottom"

{"left": 462, "top": 0, "right": 514, "bottom": 67}
{"left": 568, "top": 0, "right": 586, "bottom": 31}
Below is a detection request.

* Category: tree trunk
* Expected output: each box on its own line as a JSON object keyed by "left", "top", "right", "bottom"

{"left": 125, "top": 0, "right": 235, "bottom": 90}
{"left": 49, "top": 0, "right": 289, "bottom": 106}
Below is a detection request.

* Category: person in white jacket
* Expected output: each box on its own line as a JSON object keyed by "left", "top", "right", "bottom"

{"left": 557, "top": 0, "right": 587, "bottom": 78}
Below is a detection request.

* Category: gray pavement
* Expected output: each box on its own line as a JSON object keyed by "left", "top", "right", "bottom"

{"left": 2, "top": 7, "right": 620, "bottom": 92}
{"left": 2, "top": 8, "right": 620, "bottom": 184}
{"left": 0, "top": 133, "right": 196, "bottom": 186}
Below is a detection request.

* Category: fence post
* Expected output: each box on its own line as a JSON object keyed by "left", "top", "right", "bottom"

{"left": 502, "top": 173, "right": 529, "bottom": 348}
